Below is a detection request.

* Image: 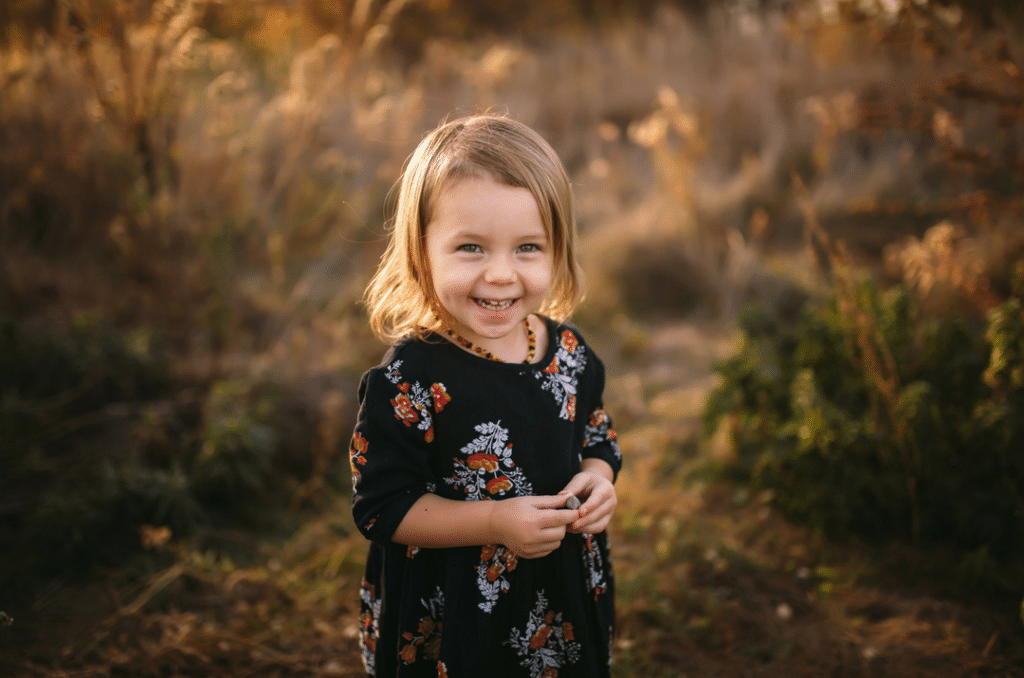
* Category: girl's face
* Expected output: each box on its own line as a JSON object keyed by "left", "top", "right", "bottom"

{"left": 425, "top": 176, "right": 553, "bottom": 355}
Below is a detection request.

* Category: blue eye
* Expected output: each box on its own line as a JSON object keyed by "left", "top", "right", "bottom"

{"left": 457, "top": 244, "right": 482, "bottom": 253}
{"left": 518, "top": 244, "right": 542, "bottom": 253}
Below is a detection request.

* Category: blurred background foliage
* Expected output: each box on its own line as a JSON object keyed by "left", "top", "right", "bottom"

{"left": 1, "top": 0, "right": 1023, "bottom": 672}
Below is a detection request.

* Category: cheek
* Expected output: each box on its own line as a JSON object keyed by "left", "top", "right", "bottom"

{"left": 526, "top": 259, "right": 555, "bottom": 293}
{"left": 430, "top": 262, "right": 475, "bottom": 296}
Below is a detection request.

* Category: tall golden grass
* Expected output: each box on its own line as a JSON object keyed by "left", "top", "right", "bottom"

{"left": 4, "top": 0, "right": 1021, "bottom": 354}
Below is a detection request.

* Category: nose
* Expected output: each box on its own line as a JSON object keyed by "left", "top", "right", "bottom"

{"left": 484, "top": 253, "right": 516, "bottom": 284}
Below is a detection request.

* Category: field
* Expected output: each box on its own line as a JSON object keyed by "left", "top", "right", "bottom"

{"left": 1, "top": 0, "right": 1023, "bottom": 675}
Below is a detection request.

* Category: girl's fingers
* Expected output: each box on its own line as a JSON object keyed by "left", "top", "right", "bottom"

{"left": 516, "top": 538, "right": 562, "bottom": 559}
{"left": 534, "top": 494, "right": 581, "bottom": 519}
{"left": 578, "top": 485, "right": 611, "bottom": 514}
{"left": 528, "top": 495, "right": 580, "bottom": 526}
{"left": 532, "top": 494, "right": 570, "bottom": 509}
{"left": 571, "top": 491, "right": 616, "bottom": 533}
{"left": 560, "top": 473, "right": 596, "bottom": 499}
{"left": 558, "top": 478, "right": 587, "bottom": 498}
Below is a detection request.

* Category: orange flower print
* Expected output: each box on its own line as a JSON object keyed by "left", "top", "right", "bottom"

{"left": 431, "top": 383, "right": 451, "bottom": 412}
{"left": 507, "top": 591, "right": 580, "bottom": 675}
{"left": 392, "top": 393, "right": 419, "bottom": 426}
{"left": 467, "top": 453, "right": 500, "bottom": 472}
{"left": 535, "top": 331, "right": 586, "bottom": 422}
{"left": 384, "top": 363, "right": 439, "bottom": 444}
{"left": 476, "top": 544, "right": 517, "bottom": 612}
{"left": 359, "top": 579, "right": 381, "bottom": 674}
{"left": 407, "top": 545, "right": 420, "bottom": 558}
{"left": 582, "top": 533, "right": 609, "bottom": 598}
{"left": 349, "top": 432, "right": 368, "bottom": 489}
{"left": 400, "top": 587, "right": 444, "bottom": 666}
{"left": 486, "top": 562, "right": 505, "bottom": 582}
{"left": 351, "top": 432, "right": 369, "bottom": 454}
{"left": 437, "top": 661, "right": 448, "bottom": 678}
{"left": 424, "top": 634, "right": 442, "bottom": 663}
{"left": 447, "top": 422, "right": 533, "bottom": 501}
{"left": 486, "top": 476, "right": 512, "bottom": 495}
{"left": 530, "top": 625, "right": 552, "bottom": 649}
{"left": 399, "top": 642, "right": 418, "bottom": 664}
{"left": 583, "top": 407, "right": 622, "bottom": 461}
{"left": 560, "top": 329, "right": 578, "bottom": 353}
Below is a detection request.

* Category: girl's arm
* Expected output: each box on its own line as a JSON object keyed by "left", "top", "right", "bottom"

{"left": 560, "top": 457, "right": 617, "bottom": 535}
{"left": 391, "top": 493, "right": 579, "bottom": 559}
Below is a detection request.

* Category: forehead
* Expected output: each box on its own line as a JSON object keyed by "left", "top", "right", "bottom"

{"left": 429, "top": 176, "right": 547, "bottom": 237}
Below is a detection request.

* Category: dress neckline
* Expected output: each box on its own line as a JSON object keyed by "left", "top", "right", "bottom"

{"left": 427, "top": 315, "right": 559, "bottom": 371}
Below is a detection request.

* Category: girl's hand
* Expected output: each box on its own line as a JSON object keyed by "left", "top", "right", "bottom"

{"left": 559, "top": 464, "right": 617, "bottom": 535}
{"left": 489, "top": 495, "right": 579, "bottom": 559}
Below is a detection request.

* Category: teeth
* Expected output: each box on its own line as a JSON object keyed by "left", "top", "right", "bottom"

{"left": 475, "top": 298, "right": 516, "bottom": 310}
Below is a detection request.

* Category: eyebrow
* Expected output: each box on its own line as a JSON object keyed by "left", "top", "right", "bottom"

{"left": 443, "top": 226, "right": 548, "bottom": 241}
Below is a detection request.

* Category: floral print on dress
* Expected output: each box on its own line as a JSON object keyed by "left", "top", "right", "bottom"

{"left": 536, "top": 330, "right": 587, "bottom": 421}
{"left": 431, "top": 383, "right": 452, "bottom": 412}
{"left": 445, "top": 421, "right": 533, "bottom": 500}
{"left": 384, "top": 361, "right": 450, "bottom": 444}
{"left": 581, "top": 534, "right": 609, "bottom": 599}
{"left": 400, "top": 586, "right": 444, "bottom": 665}
{"left": 583, "top": 407, "right": 621, "bottom": 461}
{"left": 476, "top": 544, "right": 518, "bottom": 612}
{"left": 506, "top": 590, "right": 581, "bottom": 677}
{"left": 359, "top": 578, "right": 382, "bottom": 676}
{"left": 349, "top": 432, "right": 368, "bottom": 491}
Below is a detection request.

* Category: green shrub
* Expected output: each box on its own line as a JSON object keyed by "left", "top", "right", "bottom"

{"left": 192, "top": 379, "right": 286, "bottom": 513}
{"left": 0, "top": 317, "right": 321, "bottom": 588}
{"left": 703, "top": 267, "right": 1024, "bottom": 566}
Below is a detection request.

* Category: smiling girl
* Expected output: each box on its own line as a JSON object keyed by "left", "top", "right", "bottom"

{"left": 350, "top": 115, "right": 621, "bottom": 677}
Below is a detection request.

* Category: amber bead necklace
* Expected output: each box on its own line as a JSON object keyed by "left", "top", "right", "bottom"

{"left": 441, "top": 317, "right": 536, "bottom": 364}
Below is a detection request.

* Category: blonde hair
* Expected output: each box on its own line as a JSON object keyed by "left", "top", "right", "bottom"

{"left": 364, "top": 114, "right": 585, "bottom": 343}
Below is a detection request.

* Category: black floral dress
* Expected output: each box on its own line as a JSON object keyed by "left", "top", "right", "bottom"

{"left": 349, "top": 316, "right": 621, "bottom": 678}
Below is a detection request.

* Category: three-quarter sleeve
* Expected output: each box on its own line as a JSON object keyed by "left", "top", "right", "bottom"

{"left": 349, "top": 358, "right": 441, "bottom": 544}
{"left": 580, "top": 351, "right": 622, "bottom": 481}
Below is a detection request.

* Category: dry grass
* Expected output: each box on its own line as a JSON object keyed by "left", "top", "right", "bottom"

{"left": 2, "top": 0, "right": 1024, "bottom": 675}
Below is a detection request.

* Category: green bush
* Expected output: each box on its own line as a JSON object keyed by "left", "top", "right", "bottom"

{"left": 192, "top": 379, "right": 287, "bottom": 513}
{"left": 0, "top": 316, "right": 321, "bottom": 587}
{"left": 703, "top": 267, "right": 1024, "bottom": 566}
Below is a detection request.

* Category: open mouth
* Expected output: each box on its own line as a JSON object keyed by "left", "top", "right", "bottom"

{"left": 473, "top": 298, "right": 517, "bottom": 311}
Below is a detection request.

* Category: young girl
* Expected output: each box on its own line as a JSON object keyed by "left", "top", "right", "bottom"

{"left": 349, "top": 114, "right": 621, "bottom": 678}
